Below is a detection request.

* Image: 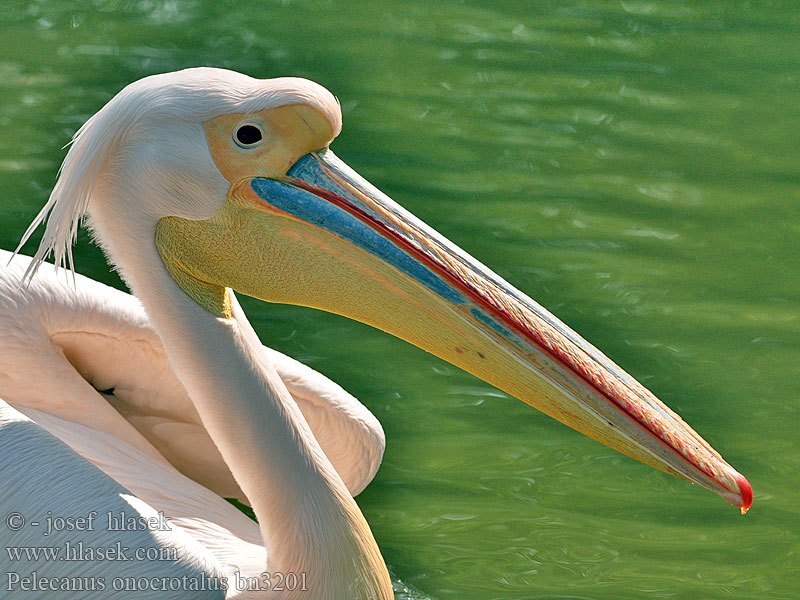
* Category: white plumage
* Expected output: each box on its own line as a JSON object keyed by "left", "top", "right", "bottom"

{"left": 1, "top": 250, "right": 384, "bottom": 499}
{"left": 0, "top": 249, "right": 385, "bottom": 598}
{"left": 2, "top": 68, "right": 389, "bottom": 599}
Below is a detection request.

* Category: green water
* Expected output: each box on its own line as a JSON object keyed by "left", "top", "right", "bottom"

{"left": 1, "top": 1, "right": 797, "bottom": 598}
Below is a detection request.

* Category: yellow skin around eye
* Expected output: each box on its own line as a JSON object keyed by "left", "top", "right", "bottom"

{"left": 156, "top": 103, "right": 338, "bottom": 318}
{"left": 203, "top": 104, "right": 337, "bottom": 184}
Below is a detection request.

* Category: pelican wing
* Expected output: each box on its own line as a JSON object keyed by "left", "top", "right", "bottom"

{"left": 0, "top": 398, "right": 231, "bottom": 599}
{"left": 0, "top": 250, "right": 384, "bottom": 499}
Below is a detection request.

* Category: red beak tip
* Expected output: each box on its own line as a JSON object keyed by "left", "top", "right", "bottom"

{"left": 733, "top": 472, "right": 753, "bottom": 514}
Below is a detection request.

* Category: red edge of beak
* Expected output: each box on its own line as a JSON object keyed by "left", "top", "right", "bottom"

{"left": 734, "top": 473, "right": 753, "bottom": 514}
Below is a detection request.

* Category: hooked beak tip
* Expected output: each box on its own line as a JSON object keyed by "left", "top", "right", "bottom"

{"left": 734, "top": 472, "right": 753, "bottom": 514}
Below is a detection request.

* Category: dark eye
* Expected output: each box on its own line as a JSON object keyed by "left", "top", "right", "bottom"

{"left": 234, "top": 124, "right": 263, "bottom": 147}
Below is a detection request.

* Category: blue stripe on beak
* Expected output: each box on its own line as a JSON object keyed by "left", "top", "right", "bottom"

{"left": 250, "top": 163, "right": 466, "bottom": 305}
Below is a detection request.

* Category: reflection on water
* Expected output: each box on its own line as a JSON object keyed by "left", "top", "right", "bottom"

{"left": 1, "top": 1, "right": 797, "bottom": 598}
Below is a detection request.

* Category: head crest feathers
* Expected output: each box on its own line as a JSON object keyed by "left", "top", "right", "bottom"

{"left": 15, "top": 107, "right": 122, "bottom": 284}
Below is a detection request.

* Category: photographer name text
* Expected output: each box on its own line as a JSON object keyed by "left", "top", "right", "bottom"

{"left": 6, "top": 510, "right": 171, "bottom": 536}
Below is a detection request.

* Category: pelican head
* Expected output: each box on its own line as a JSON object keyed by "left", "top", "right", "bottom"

{"left": 20, "top": 67, "right": 750, "bottom": 590}
{"left": 24, "top": 67, "right": 751, "bottom": 511}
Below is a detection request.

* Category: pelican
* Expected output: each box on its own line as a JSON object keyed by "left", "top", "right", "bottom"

{"left": 0, "top": 68, "right": 751, "bottom": 599}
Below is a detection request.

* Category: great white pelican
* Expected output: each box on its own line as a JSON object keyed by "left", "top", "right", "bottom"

{"left": 0, "top": 68, "right": 751, "bottom": 599}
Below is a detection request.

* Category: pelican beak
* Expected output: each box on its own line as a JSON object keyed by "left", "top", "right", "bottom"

{"left": 157, "top": 149, "right": 752, "bottom": 513}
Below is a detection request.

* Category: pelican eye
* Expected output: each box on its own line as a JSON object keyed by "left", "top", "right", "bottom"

{"left": 234, "top": 124, "right": 263, "bottom": 147}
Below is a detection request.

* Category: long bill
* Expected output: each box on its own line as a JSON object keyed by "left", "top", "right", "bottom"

{"left": 159, "top": 149, "right": 752, "bottom": 513}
